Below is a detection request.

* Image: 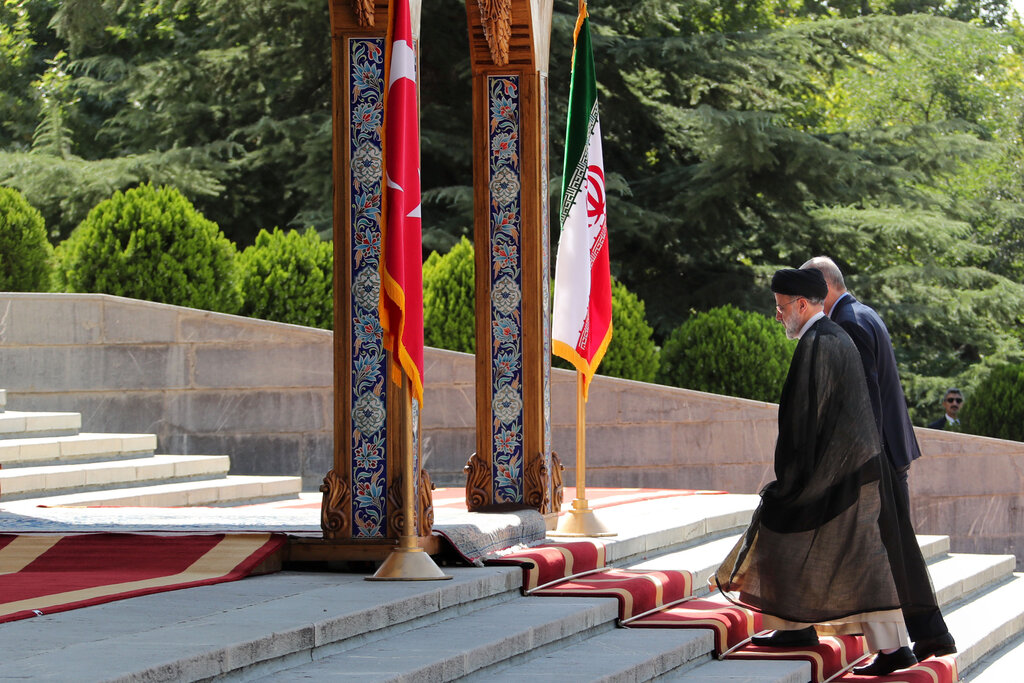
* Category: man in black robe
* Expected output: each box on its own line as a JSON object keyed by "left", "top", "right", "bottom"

{"left": 716, "top": 268, "right": 919, "bottom": 676}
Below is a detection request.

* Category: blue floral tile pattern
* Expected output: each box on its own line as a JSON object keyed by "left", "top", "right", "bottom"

{"left": 349, "top": 37, "right": 387, "bottom": 537}
{"left": 488, "top": 75, "right": 524, "bottom": 504}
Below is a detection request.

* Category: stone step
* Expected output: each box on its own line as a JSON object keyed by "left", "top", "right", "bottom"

{"left": 6, "top": 474, "right": 302, "bottom": 507}
{"left": 945, "top": 572, "right": 1024, "bottom": 677}
{"left": 929, "top": 552, "right": 1017, "bottom": 608}
{"left": 667, "top": 658, "right": 812, "bottom": 682}
{"left": 0, "top": 454, "right": 231, "bottom": 501}
{"left": 461, "top": 626, "right": 713, "bottom": 682}
{"left": 0, "top": 565, "right": 525, "bottom": 681}
{"left": 253, "top": 595, "right": 619, "bottom": 681}
{"left": 0, "top": 389, "right": 6, "bottom": 411}
{"left": 630, "top": 533, "right": 953, "bottom": 597}
{"left": 0, "top": 410, "right": 81, "bottom": 440}
{"left": 0, "top": 432, "right": 157, "bottom": 468}
{"left": 965, "top": 627, "right": 1024, "bottom": 682}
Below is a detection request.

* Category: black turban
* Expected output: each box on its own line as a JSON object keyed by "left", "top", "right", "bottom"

{"left": 771, "top": 268, "right": 827, "bottom": 299}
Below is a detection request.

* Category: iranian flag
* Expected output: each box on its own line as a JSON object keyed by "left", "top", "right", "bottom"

{"left": 552, "top": 1, "right": 612, "bottom": 400}
{"left": 380, "top": 0, "right": 424, "bottom": 403}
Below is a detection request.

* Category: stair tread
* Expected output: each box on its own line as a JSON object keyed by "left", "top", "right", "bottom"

{"left": 254, "top": 595, "right": 619, "bottom": 681}
{"left": 0, "top": 454, "right": 231, "bottom": 497}
{"left": 7, "top": 474, "right": 301, "bottom": 507}
{"left": 929, "top": 552, "right": 1017, "bottom": 608}
{"left": 462, "top": 627, "right": 711, "bottom": 681}
{"left": 0, "top": 410, "right": 81, "bottom": 435}
{"left": 0, "top": 432, "right": 157, "bottom": 466}
{"left": 667, "top": 658, "right": 812, "bottom": 682}
{"left": 942, "top": 572, "right": 1024, "bottom": 675}
{"left": 965, "top": 629, "right": 1024, "bottom": 682}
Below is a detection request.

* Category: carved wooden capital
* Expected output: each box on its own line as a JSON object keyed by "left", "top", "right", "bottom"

{"left": 320, "top": 469, "right": 352, "bottom": 539}
{"left": 351, "top": 0, "right": 375, "bottom": 27}
{"left": 464, "top": 452, "right": 492, "bottom": 510}
{"left": 478, "top": 0, "right": 511, "bottom": 66}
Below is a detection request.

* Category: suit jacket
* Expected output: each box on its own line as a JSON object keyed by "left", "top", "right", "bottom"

{"left": 927, "top": 417, "right": 947, "bottom": 430}
{"left": 829, "top": 293, "right": 921, "bottom": 470}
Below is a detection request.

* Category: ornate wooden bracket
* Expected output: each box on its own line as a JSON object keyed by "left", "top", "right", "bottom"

{"left": 550, "top": 451, "right": 564, "bottom": 513}
{"left": 419, "top": 468, "right": 435, "bottom": 536}
{"left": 320, "top": 468, "right": 352, "bottom": 539}
{"left": 478, "top": 0, "right": 511, "bottom": 65}
{"left": 464, "top": 452, "right": 491, "bottom": 510}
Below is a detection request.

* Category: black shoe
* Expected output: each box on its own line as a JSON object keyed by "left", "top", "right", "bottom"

{"left": 750, "top": 626, "right": 819, "bottom": 648}
{"left": 852, "top": 647, "right": 917, "bottom": 676}
{"left": 913, "top": 632, "right": 957, "bottom": 660}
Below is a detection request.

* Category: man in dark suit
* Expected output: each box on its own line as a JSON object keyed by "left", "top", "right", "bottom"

{"left": 800, "top": 256, "right": 956, "bottom": 663}
{"left": 928, "top": 389, "right": 964, "bottom": 430}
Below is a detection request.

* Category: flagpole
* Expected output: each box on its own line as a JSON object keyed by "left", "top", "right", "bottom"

{"left": 551, "top": 370, "right": 615, "bottom": 537}
{"left": 368, "top": 372, "right": 451, "bottom": 581}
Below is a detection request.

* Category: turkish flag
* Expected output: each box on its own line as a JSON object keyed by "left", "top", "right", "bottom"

{"left": 380, "top": 0, "right": 424, "bottom": 403}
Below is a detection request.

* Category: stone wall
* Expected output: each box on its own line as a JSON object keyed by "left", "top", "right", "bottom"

{"left": 2, "top": 293, "right": 1022, "bottom": 565}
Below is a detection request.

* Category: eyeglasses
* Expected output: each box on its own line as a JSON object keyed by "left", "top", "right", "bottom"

{"left": 945, "top": 397, "right": 963, "bottom": 404}
{"left": 776, "top": 299, "right": 801, "bottom": 314}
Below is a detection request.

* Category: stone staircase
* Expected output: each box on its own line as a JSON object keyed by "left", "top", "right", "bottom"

{"left": 253, "top": 496, "right": 1023, "bottom": 682}
{"left": 7, "top": 493, "right": 1020, "bottom": 681}
{"left": 0, "top": 390, "right": 301, "bottom": 507}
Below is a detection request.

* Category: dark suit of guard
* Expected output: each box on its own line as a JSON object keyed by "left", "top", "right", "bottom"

{"left": 827, "top": 292, "right": 952, "bottom": 647}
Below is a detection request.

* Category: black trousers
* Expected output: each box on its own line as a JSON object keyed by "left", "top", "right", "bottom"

{"left": 878, "top": 456, "right": 949, "bottom": 641}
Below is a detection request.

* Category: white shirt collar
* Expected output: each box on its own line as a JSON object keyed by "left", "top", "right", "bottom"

{"left": 797, "top": 311, "right": 826, "bottom": 339}
{"left": 828, "top": 291, "right": 851, "bottom": 317}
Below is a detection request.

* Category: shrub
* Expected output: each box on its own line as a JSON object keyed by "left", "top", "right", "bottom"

{"left": 55, "top": 183, "right": 242, "bottom": 313}
{"left": 423, "top": 236, "right": 475, "bottom": 353}
{"left": 597, "top": 278, "right": 659, "bottom": 382}
{"left": 238, "top": 227, "right": 333, "bottom": 328}
{"left": 0, "top": 186, "right": 53, "bottom": 291}
{"left": 961, "top": 362, "right": 1024, "bottom": 441}
{"left": 657, "top": 304, "right": 796, "bottom": 402}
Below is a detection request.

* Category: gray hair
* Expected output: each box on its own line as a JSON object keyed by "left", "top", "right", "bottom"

{"left": 800, "top": 256, "right": 846, "bottom": 292}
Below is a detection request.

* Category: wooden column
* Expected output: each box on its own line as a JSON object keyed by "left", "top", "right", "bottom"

{"left": 463, "top": 0, "right": 561, "bottom": 516}
{"left": 294, "top": 0, "right": 437, "bottom": 562}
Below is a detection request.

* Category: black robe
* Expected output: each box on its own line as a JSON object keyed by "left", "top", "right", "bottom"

{"left": 716, "top": 316, "right": 912, "bottom": 624}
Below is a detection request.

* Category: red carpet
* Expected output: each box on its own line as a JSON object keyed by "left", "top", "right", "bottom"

{"left": 626, "top": 594, "right": 764, "bottom": 655}
{"left": 726, "top": 634, "right": 868, "bottom": 682}
{"left": 486, "top": 540, "right": 607, "bottom": 590}
{"left": 0, "top": 532, "right": 285, "bottom": 623}
{"left": 837, "top": 656, "right": 958, "bottom": 682}
{"left": 531, "top": 568, "right": 694, "bottom": 621}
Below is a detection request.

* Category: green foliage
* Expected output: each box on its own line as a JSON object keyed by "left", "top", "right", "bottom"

{"left": 657, "top": 305, "right": 796, "bottom": 402}
{"left": 0, "top": 185, "right": 52, "bottom": 291}
{"left": 598, "top": 279, "right": 660, "bottom": 382}
{"left": 54, "top": 183, "right": 242, "bottom": 313}
{"left": 238, "top": 227, "right": 332, "bottom": 329}
{"left": 961, "top": 362, "right": 1024, "bottom": 441}
{"left": 423, "top": 236, "right": 475, "bottom": 353}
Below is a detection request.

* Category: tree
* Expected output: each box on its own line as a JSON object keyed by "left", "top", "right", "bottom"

{"left": 657, "top": 305, "right": 796, "bottom": 402}
{"left": 422, "top": 236, "right": 475, "bottom": 354}
{"left": 55, "top": 183, "right": 242, "bottom": 313}
{"left": 238, "top": 227, "right": 333, "bottom": 328}
{"left": 0, "top": 185, "right": 52, "bottom": 291}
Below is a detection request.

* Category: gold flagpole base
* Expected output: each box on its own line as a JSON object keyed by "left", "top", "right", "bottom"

{"left": 548, "top": 498, "right": 617, "bottom": 537}
{"left": 365, "top": 543, "right": 453, "bottom": 581}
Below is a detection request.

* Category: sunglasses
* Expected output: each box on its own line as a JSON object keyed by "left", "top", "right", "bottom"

{"left": 945, "top": 397, "right": 963, "bottom": 404}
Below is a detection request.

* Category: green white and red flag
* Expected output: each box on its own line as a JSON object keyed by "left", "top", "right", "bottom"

{"left": 552, "top": 1, "right": 612, "bottom": 400}
{"left": 380, "top": 0, "right": 424, "bottom": 403}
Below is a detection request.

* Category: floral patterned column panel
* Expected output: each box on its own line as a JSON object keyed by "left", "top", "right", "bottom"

{"left": 487, "top": 74, "right": 525, "bottom": 504}
{"left": 348, "top": 36, "right": 388, "bottom": 538}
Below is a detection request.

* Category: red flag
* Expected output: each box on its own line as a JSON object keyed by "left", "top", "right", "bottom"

{"left": 380, "top": 0, "right": 424, "bottom": 403}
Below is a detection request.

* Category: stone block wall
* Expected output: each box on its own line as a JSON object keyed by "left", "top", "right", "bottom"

{"left": 2, "top": 293, "right": 1023, "bottom": 566}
